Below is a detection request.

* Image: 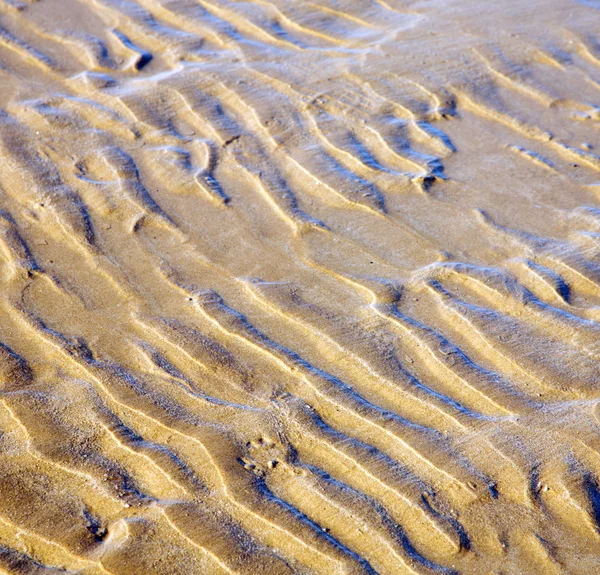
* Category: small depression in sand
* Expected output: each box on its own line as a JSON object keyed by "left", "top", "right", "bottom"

{"left": 0, "top": 0, "right": 598, "bottom": 573}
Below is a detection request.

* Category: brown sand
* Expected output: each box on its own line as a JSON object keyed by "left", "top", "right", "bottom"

{"left": 0, "top": 0, "right": 598, "bottom": 573}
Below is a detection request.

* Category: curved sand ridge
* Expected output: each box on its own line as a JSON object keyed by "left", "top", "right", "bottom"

{"left": 0, "top": 0, "right": 598, "bottom": 573}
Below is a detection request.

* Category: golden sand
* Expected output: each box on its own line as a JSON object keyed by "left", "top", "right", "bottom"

{"left": 0, "top": 0, "right": 598, "bottom": 573}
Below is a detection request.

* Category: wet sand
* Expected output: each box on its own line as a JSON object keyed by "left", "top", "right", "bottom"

{"left": 0, "top": 0, "right": 599, "bottom": 573}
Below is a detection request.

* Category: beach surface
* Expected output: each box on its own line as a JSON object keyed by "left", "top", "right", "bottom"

{"left": 0, "top": 0, "right": 599, "bottom": 573}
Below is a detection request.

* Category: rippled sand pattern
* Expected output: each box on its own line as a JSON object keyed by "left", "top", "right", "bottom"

{"left": 0, "top": 0, "right": 599, "bottom": 573}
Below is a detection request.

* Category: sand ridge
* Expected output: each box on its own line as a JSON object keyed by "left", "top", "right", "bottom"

{"left": 0, "top": 0, "right": 598, "bottom": 573}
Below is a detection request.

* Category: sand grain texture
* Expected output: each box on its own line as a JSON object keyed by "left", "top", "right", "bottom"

{"left": 0, "top": 0, "right": 598, "bottom": 573}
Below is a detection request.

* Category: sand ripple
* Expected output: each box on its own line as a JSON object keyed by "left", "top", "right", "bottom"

{"left": 0, "top": 0, "right": 598, "bottom": 573}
